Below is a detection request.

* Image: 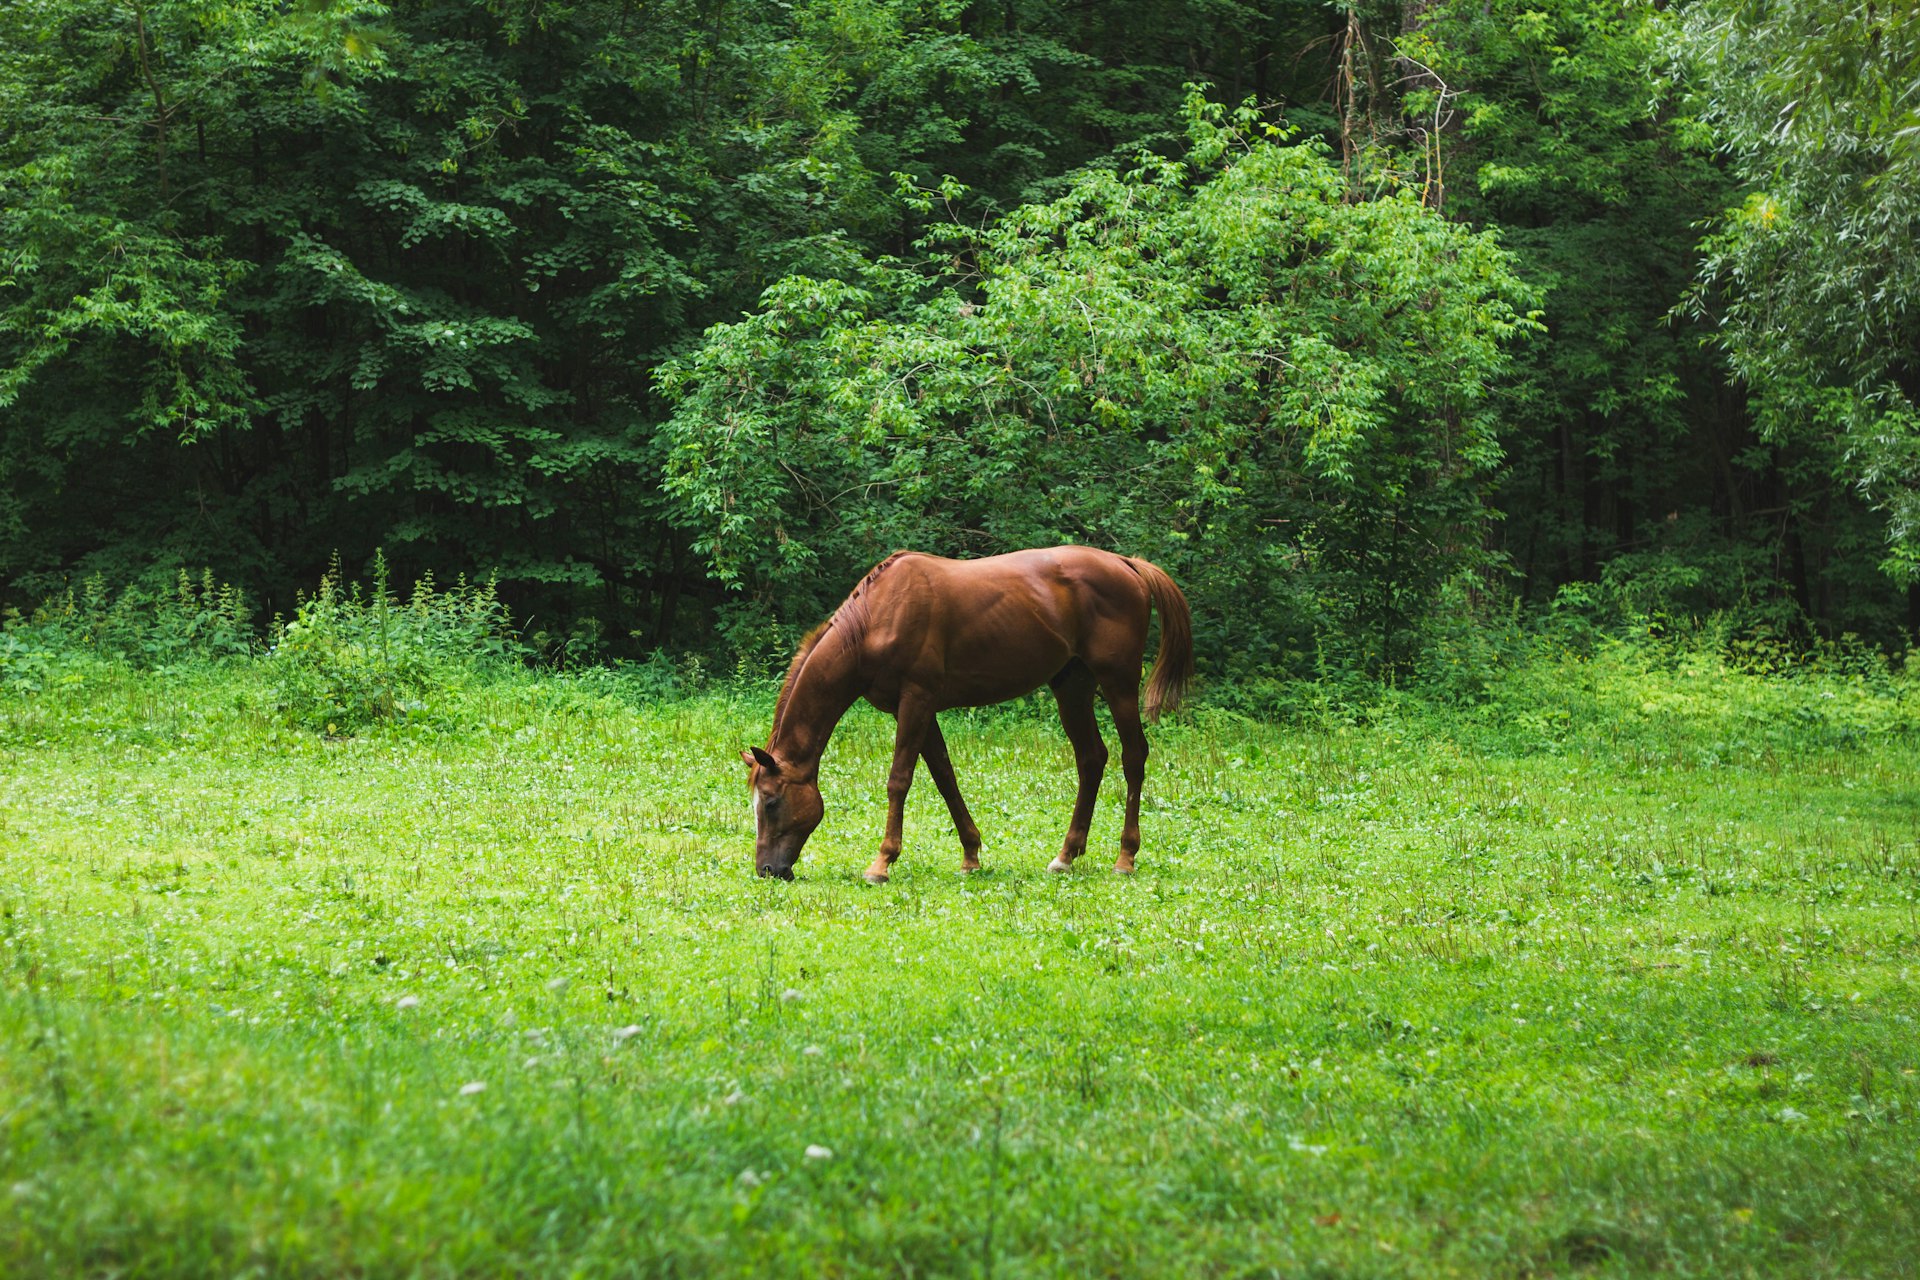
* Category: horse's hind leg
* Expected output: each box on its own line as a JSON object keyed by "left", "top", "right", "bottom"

{"left": 867, "top": 693, "right": 933, "bottom": 885}
{"left": 1048, "top": 662, "right": 1107, "bottom": 873}
{"left": 1095, "top": 678, "right": 1149, "bottom": 874}
{"left": 920, "top": 718, "right": 983, "bottom": 872}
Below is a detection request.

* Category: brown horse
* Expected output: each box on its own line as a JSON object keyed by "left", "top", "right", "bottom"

{"left": 741, "top": 546, "right": 1193, "bottom": 882}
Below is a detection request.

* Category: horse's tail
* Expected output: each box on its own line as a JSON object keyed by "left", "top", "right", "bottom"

{"left": 1129, "top": 556, "right": 1194, "bottom": 723}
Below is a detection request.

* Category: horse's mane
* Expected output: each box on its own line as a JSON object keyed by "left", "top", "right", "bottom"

{"left": 770, "top": 551, "right": 913, "bottom": 735}
{"left": 771, "top": 620, "right": 831, "bottom": 734}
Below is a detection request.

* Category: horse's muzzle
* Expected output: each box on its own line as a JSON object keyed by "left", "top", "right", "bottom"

{"left": 757, "top": 861, "right": 796, "bottom": 881}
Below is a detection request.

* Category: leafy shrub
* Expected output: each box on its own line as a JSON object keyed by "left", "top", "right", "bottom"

{"left": 660, "top": 94, "right": 1538, "bottom": 684}
{"left": 266, "top": 555, "right": 525, "bottom": 733}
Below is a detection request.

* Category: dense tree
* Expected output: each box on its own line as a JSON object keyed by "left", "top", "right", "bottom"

{"left": 0, "top": 0, "right": 929, "bottom": 641}
{"left": 1683, "top": 0, "right": 1920, "bottom": 587}
{"left": 1394, "top": 0, "right": 1911, "bottom": 639}
{"left": 1398, "top": 0, "right": 1723, "bottom": 586}
{"left": 0, "top": 0, "right": 1347, "bottom": 646}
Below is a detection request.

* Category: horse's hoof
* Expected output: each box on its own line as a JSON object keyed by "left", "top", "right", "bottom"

{"left": 862, "top": 871, "right": 889, "bottom": 885}
{"left": 1114, "top": 860, "right": 1136, "bottom": 875}
{"left": 1047, "top": 857, "right": 1071, "bottom": 874}
{"left": 960, "top": 863, "right": 980, "bottom": 874}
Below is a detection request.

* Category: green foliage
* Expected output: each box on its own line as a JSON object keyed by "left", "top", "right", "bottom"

{"left": 1682, "top": 0, "right": 1920, "bottom": 580}
{"left": 0, "top": 630, "right": 57, "bottom": 692}
{"left": 663, "top": 95, "right": 1539, "bottom": 677}
{"left": 265, "top": 553, "right": 522, "bottom": 733}
{"left": 1, "top": 0, "right": 1914, "bottom": 668}
{"left": 0, "top": 0, "right": 261, "bottom": 440}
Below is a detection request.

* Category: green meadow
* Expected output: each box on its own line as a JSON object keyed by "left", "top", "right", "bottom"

{"left": 3, "top": 649, "right": 1918, "bottom": 1277}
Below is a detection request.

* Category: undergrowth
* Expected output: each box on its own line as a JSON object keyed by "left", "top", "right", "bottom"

{"left": 3, "top": 561, "right": 1915, "bottom": 755}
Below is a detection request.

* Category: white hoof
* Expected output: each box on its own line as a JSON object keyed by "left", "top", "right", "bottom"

{"left": 1047, "top": 857, "right": 1072, "bottom": 874}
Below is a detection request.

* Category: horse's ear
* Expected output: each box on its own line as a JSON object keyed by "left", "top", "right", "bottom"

{"left": 744, "top": 746, "right": 780, "bottom": 774}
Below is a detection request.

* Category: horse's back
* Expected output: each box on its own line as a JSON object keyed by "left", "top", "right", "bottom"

{"left": 857, "top": 547, "right": 1150, "bottom": 707}
{"left": 879, "top": 546, "right": 1147, "bottom": 631}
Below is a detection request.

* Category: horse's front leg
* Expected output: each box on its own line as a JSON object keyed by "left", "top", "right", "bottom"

{"left": 866, "top": 694, "right": 933, "bottom": 884}
{"left": 920, "top": 717, "right": 983, "bottom": 872}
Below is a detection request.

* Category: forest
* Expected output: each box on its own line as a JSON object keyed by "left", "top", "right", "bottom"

{"left": 3, "top": 0, "right": 1918, "bottom": 686}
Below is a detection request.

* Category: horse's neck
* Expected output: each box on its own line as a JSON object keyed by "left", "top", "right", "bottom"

{"left": 770, "top": 626, "right": 863, "bottom": 774}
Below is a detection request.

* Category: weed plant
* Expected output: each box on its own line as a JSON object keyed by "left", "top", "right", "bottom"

{"left": 263, "top": 553, "right": 524, "bottom": 734}
{"left": 0, "top": 570, "right": 251, "bottom": 690}
{"left": 1, "top": 629, "right": 1916, "bottom": 1276}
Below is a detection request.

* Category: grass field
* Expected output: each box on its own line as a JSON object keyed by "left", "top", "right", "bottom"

{"left": 2, "top": 649, "right": 1918, "bottom": 1277}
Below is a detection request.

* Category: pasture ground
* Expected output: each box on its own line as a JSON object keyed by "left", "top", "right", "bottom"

{"left": 2, "top": 650, "right": 1917, "bottom": 1277}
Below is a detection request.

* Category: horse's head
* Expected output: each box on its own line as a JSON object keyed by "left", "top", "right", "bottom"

{"left": 741, "top": 746, "right": 823, "bottom": 880}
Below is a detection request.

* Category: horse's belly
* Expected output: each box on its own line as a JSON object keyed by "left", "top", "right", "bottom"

{"left": 929, "top": 630, "right": 1073, "bottom": 708}
{"left": 936, "top": 670, "right": 1055, "bottom": 710}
